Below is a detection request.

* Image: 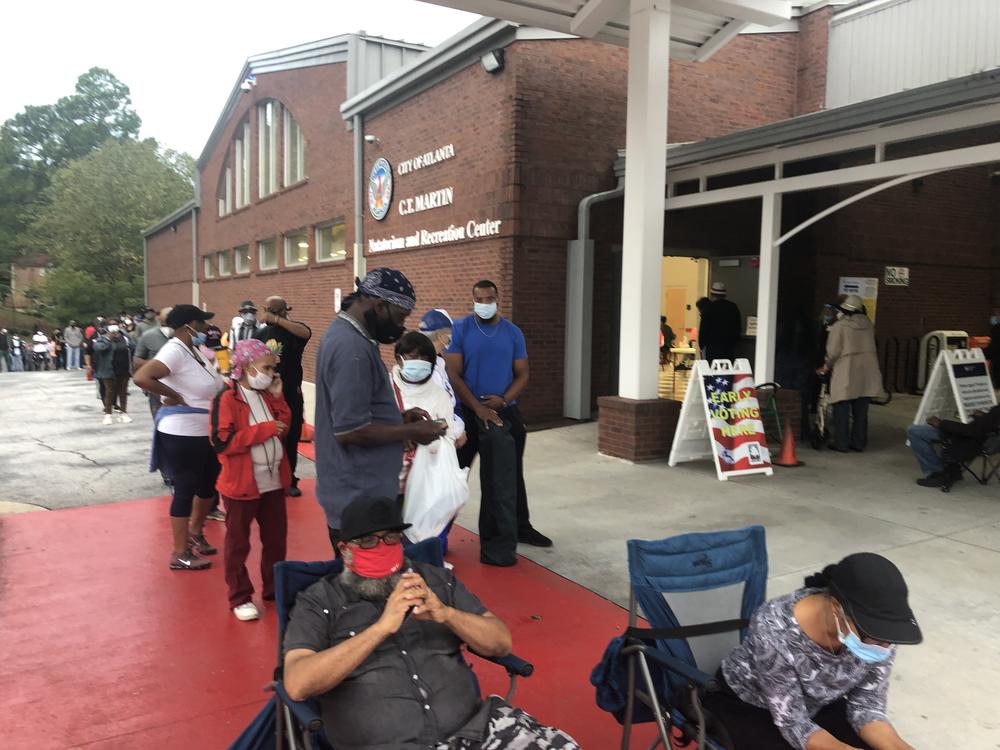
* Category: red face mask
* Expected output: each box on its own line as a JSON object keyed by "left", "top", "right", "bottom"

{"left": 345, "top": 542, "right": 404, "bottom": 579}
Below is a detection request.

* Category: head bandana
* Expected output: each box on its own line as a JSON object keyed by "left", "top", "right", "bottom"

{"left": 357, "top": 268, "right": 416, "bottom": 311}
{"left": 230, "top": 339, "right": 274, "bottom": 381}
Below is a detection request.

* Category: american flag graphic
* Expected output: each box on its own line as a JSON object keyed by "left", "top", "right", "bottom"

{"left": 704, "top": 372, "right": 771, "bottom": 473}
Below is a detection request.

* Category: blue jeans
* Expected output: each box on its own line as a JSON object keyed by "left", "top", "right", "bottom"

{"left": 66, "top": 346, "right": 81, "bottom": 369}
{"left": 907, "top": 423, "right": 943, "bottom": 476}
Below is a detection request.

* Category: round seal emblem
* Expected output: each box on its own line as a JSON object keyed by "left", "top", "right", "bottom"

{"left": 368, "top": 157, "right": 393, "bottom": 221}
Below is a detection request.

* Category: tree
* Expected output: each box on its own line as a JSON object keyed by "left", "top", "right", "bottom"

{"left": 0, "top": 68, "right": 141, "bottom": 290}
{"left": 27, "top": 139, "right": 194, "bottom": 323}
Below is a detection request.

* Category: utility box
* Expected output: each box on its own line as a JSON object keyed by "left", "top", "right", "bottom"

{"left": 917, "top": 330, "right": 968, "bottom": 391}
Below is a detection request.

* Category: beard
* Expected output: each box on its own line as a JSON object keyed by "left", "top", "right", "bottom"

{"left": 340, "top": 567, "right": 403, "bottom": 601}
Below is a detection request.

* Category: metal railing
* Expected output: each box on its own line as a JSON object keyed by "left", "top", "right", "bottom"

{"left": 875, "top": 336, "right": 921, "bottom": 394}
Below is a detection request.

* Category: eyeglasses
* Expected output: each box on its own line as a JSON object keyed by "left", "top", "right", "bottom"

{"left": 349, "top": 531, "right": 403, "bottom": 549}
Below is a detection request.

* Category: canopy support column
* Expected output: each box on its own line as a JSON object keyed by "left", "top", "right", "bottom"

{"left": 754, "top": 191, "right": 781, "bottom": 383}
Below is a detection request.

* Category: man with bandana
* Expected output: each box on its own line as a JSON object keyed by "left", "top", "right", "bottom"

{"left": 314, "top": 268, "right": 447, "bottom": 550}
{"left": 283, "top": 496, "right": 580, "bottom": 750}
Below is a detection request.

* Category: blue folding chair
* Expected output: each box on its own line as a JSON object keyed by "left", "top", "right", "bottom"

{"left": 598, "top": 526, "right": 767, "bottom": 750}
{"left": 269, "top": 538, "right": 534, "bottom": 750}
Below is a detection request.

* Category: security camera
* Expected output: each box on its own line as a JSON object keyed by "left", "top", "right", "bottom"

{"left": 364, "top": 134, "right": 381, "bottom": 145}
{"left": 240, "top": 80, "right": 253, "bottom": 92}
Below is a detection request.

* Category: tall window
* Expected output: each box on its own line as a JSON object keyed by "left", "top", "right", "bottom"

{"left": 284, "top": 230, "right": 309, "bottom": 267}
{"left": 316, "top": 222, "right": 346, "bottom": 262}
{"left": 203, "top": 255, "right": 216, "bottom": 279}
{"left": 217, "top": 249, "right": 232, "bottom": 276}
{"left": 284, "top": 109, "right": 306, "bottom": 185}
{"left": 217, "top": 165, "right": 232, "bottom": 217}
{"left": 234, "top": 244, "right": 251, "bottom": 274}
{"left": 258, "top": 238, "right": 277, "bottom": 270}
{"left": 234, "top": 121, "right": 250, "bottom": 209}
{"left": 258, "top": 101, "right": 278, "bottom": 197}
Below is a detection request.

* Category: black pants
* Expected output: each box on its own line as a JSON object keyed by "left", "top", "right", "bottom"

{"left": 283, "top": 387, "right": 304, "bottom": 485}
{"left": 158, "top": 433, "right": 220, "bottom": 518}
{"left": 832, "top": 397, "right": 870, "bottom": 451}
{"left": 702, "top": 674, "right": 872, "bottom": 750}
{"left": 457, "top": 404, "right": 531, "bottom": 565}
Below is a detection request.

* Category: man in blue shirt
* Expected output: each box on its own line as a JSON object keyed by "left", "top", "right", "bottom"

{"left": 445, "top": 280, "right": 552, "bottom": 566}
{"left": 314, "top": 268, "right": 446, "bottom": 550}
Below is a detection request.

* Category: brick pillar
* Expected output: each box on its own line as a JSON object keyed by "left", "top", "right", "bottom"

{"left": 597, "top": 396, "right": 681, "bottom": 461}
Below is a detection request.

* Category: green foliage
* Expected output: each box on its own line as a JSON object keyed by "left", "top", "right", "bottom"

{"left": 28, "top": 139, "right": 194, "bottom": 323}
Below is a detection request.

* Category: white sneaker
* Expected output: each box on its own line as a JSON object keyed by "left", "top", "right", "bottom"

{"left": 233, "top": 602, "right": 261, "bottom": 621}
{"left": 119, "top": 413, "right": 132, "bottom": 424}
{"left": 102, "top": 414, "right": 113, "bottom": 425}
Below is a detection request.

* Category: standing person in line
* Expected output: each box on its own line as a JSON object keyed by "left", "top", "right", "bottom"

{"left": 820, "top": 295, "right": 883, "bottom": 453}
{"left": 134, "top": 304, "right": 226, "bottom": 571}
{"left": 133, "top": 307, "right": 174, "bottom": 418}
{"left": 134, "top": 306, "right": 158, "bottom": 338}
{"left": 314, "top": 268, "right": 446, "bottom": 551}
{"left": 210, "top": 339, "right": 291, "bottom": 621}
{"left": 255, "top": 295, "right": 312, "bottom": 497}
{"left": 51, "top": 328, "right": 65, "bottom": 370}
{"left": 64, "top": 320, "right": 84, "bottom": 370}
{"left": 698, "top": 281, "right": 742, "bottom": 363}
{"left": 10, "top": 332, "right": 25, "bottom": 371}
{"left": 32, "top": 329, "right": 50, "bottom": 370}
{"left": 92, "top": 322, "right": 134, "bottom": 424}
{"left": 230, "top": 300, "right": 262, "bottom": 347}
{"left": 0, "top": 328, "right": 10, "bottom": 372}
{"left": 445, "top": 280, "right": 551, "bottom": 567}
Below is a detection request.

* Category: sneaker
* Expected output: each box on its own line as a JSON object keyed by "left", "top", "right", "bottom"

{"left": 287, "top": 485, "right": 302, "bottom": 497}
{"left": 119, "top": 413, "right": 132, "bottom": 424}
{"left": 518, "top": 527, "right": 553, "bottom": 547}
{"left": 206, "top": 508, "right": 226, "bottom": 522}
{"left": 233, "top": 602, "right": 261, "bottom": 621}
{"left": 916, "top": 472, "right": 947, "bottom": 487}
{"left": 187, "top": 533, "right": 217, "bottom": 555}
{"left": 169, "top": 550, "right": 211, "bottom": 570}
{"left": 102, "top": 414, "right": 113, "bottom": 425}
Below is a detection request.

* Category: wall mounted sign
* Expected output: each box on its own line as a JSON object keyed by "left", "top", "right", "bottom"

{"left": 396, "top": 144, "right": 456, "bottom": 175}
{"left": 884, "top": 266, "right": 909, "bottom": 286}
{"left": 398, "top": 186, "right": 454, "bottom": 216}
{"left": 368, "top": 218, "right": 503, "bottom": 254}
{"left": 838, "top": 276, "right": 878, "bottom": 324}
{"left": 368, "top": 158, "right": 393, "bottom": 221}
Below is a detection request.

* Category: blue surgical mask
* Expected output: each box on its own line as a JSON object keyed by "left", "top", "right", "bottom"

{"left": 474, "top": 302, "right": 498, "bottom": 320}
{"left": 835, "top": 609, "right": 893, "bottom": 664}
{"left": 186, "top": 325, "right": 207, "bottom": 347}
{"left": 400, "top": 359, "right": 433, "bottom": 382}
{"left": 991, "top": 315, "right": 998, "bottom": 327}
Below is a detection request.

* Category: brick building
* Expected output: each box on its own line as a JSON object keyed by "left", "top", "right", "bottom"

{"left": 144, "top": 1, "right": 1000, "bottom": 456}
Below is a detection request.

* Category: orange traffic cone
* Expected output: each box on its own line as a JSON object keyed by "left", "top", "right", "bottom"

{"left": 773, "top": 428, "right": 804, "bottom": 468}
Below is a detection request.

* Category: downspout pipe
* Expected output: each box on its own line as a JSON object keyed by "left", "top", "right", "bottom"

{"left": 563, "top": 180, "right": 625, "bottom": 419}
{"left": 142, "top": 236, "right": 148, "bottom": 306}
{"left": 191, "top": 206, "right": 199, "bottom": 307}
{"left": 353, "top": 114, "right": 366, "bottom": 284}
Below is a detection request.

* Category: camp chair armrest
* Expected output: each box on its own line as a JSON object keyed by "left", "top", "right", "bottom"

{"left": 471, "top": 650, "right": 535, "bottom": 677}
{"left": 273, "top": 680, "right": 324, "bottom": 732}
{"left": 626, "top": 644, "right": 718, "bottom": 690}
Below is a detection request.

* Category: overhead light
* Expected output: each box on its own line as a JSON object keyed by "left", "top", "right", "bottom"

{"left": 297, "top": 241, "right": 309, "bottom": 248}
{"left": 481, "top": 49, "right": 505, "bottom": 74}
{"left": 364, "top": 134, "right": 381, "bottom": 145}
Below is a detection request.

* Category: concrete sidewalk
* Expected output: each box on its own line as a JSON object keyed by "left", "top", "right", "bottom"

{"left": 457, "top": 394, "right": 1000, "bottom": 745}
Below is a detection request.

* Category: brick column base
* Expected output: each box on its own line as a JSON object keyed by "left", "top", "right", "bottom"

{"left": 597, "top": 396, "right": 681, "bottom": 462}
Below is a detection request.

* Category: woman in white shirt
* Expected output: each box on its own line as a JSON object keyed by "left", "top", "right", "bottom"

{"left": 134, "top": 305, "right": 226, "bottom": 571}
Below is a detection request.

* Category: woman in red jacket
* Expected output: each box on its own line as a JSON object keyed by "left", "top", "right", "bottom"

{"left": 211, "top": 339, "right": 291, "bottom": 621}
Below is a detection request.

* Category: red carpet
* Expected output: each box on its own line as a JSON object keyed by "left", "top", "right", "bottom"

{"left": 0, "top": 480, "right": 655, "bottom": 748}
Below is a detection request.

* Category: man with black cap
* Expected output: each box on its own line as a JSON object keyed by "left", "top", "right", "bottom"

{"left": 230, "top": 300, "right": 262, "bottom": 347}
{"left": 698, "top": 281, "right": 742, "bottom": 363}
{"left": 314, "top": 268, "right": 447, "bottom": 550}
{"left": 704, "top": 552, "right": 921, "bottom": 750}
{"left": 283, "top": 496, "right": 580, "bottom": 750}
{"left": 255, "top": 295, "right": 312, "bottom": 497}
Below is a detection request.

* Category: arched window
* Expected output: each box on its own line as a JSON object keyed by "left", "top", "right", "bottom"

{"left": 284, "top": 107, "right": 307, "bottom": 186}
{"left": 234, "top": 120, "right": 250, "bottom": 209}
{"left": 217, "top": 163, "right": 232, "bottom": 217}
{"left": 258, "top": 100, "right": 278, "bottom": 197}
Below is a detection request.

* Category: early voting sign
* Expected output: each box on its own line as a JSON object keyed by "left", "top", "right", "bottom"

{"left": 913, "top": 348, "right": 996, "bottom": 427}
{"left": 669, "top": 359, "right": 773, "bottom": 480}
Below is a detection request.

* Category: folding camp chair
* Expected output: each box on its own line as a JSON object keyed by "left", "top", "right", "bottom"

{"left": 940, "top": 431, "right": 1000, "bottom": 493}
{"left": 614, "top": 526, "right": 767, "bottom": 750}
{"left": 270, "top": 538, "right": 534, "bottom": 750}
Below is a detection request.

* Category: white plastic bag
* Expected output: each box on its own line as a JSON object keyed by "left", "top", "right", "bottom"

{"left": 403, "top": 439, "right": 469, "bottom": 542}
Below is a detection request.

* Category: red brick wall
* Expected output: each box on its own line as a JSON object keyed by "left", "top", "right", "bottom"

{"left": 795, "top": 6, "right": 832, "bottom": 116}
{"left": 146, "top": 211, "right": 195, "bottom": 310}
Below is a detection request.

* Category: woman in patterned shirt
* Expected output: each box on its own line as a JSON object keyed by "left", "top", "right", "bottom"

{"left": 704, "top": 553, "right": 921, "bottom": 750}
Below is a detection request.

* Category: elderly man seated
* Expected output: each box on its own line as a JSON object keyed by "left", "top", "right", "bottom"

{"left": 283, "top": 496, "right": 579, "bottom": 749}
{"left": 906, "top": 404, "right": 1000, "bottom": 487}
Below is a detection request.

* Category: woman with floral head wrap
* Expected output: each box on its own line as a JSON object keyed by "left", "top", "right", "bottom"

{"left": 209, "top": 338, "right": 292, "bottom": 621}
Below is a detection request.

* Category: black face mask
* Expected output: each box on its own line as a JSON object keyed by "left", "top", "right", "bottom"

{"left": 364, "top": 304, "right": 405, "bottom": 344}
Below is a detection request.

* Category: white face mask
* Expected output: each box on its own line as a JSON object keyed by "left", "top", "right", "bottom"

{"left": 247, "top": 366, "right": 273, "bottom": 391}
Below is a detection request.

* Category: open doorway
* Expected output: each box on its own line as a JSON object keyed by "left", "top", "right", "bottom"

{"left": 660, "top": 256, "right": 708, "bottom": 399}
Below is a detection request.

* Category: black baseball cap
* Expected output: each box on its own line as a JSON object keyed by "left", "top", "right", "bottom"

{"left": 830, "top": 553, "right": 922, "bottom": 645}
{"left": 239, "top": 300, "right": 257, "bottom": 312}
{"left": 340, "top": 497, "right": 411, "bottom": 542}
{"left": 165, "top": 304, "right": 215, "bottom": 329}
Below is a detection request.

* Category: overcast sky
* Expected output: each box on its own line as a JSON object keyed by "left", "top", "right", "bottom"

{"left": 1, "top": 0, "right": 480, "bottom": 157}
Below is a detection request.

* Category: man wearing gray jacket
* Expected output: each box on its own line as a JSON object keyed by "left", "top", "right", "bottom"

{"left": 63, "top": 321, "right": 84, "bottom": 370}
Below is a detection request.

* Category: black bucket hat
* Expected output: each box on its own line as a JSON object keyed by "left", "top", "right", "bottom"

{"left": 829, "top": 553, "right": 922, "bottom": 645}
{"left": 340, "top": 497, "right": 411, "bottom": 542}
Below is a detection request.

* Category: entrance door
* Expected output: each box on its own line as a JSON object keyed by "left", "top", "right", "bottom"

{"left": 663, "top": 287, "right": 686, "bottom": 344}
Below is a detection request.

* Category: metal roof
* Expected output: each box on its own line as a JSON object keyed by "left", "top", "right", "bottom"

{"left": 416, "top": 0, "right": 791, "bottom": 59}
{"left": 142, "top": 200, "right": 198, "bottom": 238}
{"left": 613, "top": 67, "right": 1000, "bottom": 178}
